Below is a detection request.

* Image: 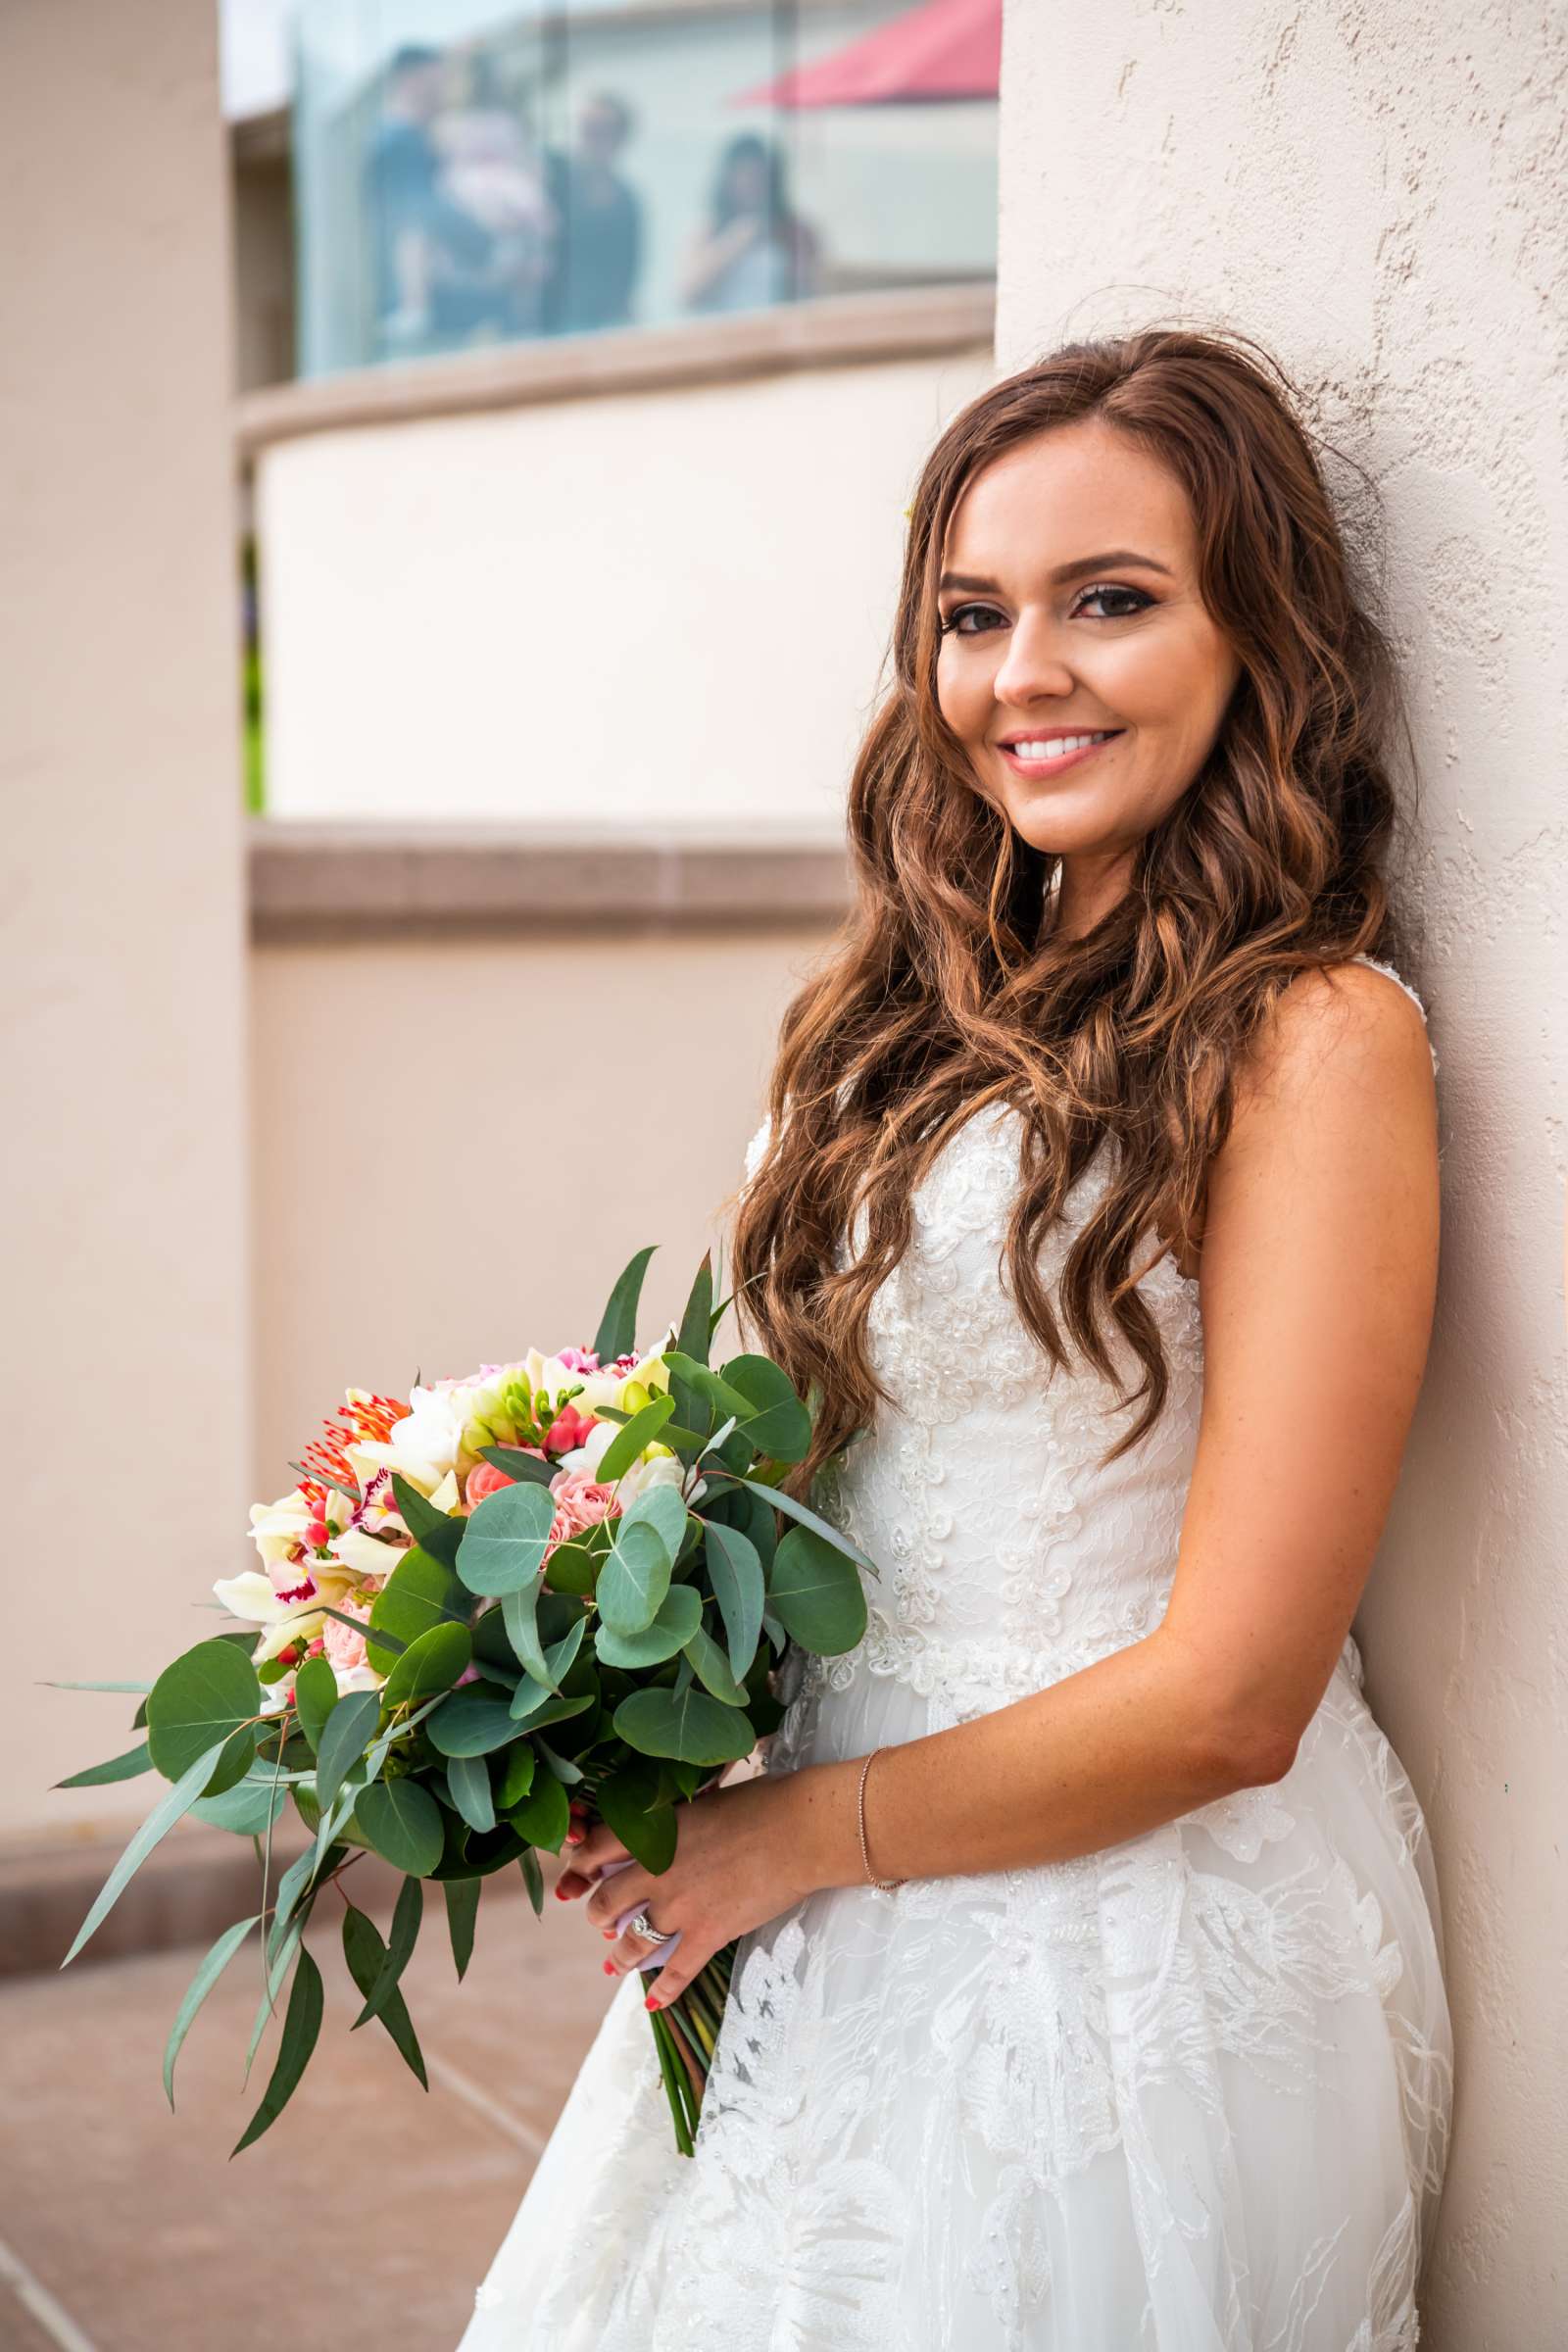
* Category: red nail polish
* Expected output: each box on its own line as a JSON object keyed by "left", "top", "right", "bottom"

{"left": 644, "top": 1993, "right": 660, "bottom": 2010}
{"left": 554, "top": 1885, "right": 569, "bottom": 1899}
{"left": 602, "top": 1927, "right": 615, "bottom": 1938}
{"left": 603, "top": 1959, "right": 616, "bottom": 1975}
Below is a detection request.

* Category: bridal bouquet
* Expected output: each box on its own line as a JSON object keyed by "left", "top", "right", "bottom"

{"left": 54, "top": 1247, "right": 876, "bottom": 2157}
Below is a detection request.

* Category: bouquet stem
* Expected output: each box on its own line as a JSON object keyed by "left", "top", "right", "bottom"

{"left": 647, "top": 1942, "right": 737, "bottom": 2155}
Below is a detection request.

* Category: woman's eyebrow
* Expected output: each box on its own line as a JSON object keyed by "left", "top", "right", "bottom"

{"left": 938, "top": 550, "right": 1176, "bottom": 593}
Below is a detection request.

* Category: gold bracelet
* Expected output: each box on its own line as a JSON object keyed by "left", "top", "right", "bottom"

{"left": 856, "top": 1746, "right": 906, "bottom": 1893}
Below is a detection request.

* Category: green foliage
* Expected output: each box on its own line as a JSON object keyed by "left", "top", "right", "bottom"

{"left": 315, "top": 1690, "right": 381, "bottom": 1813}
{"left": 352, "top": 1875, "right": 423, "bottom": 2029}
{"left": 61, "top": 1737, "right": 231, "bottom": 1968}
{"left": 355, "top": 1779, "right": 444, "bottom": 1877}
{"left": 767, "top": 1526, "right": 869, "bottom": 1654}
{"left": 444, "top": 1750, "right": 495, "bottom": 1835}
{"left": 54, "top": 1741, "right": 153, "bottom": 1789}
{"left": 593, "top": 1245, "right": 657, "bottom": 1362}
{"left": 426, "top": 1688, "right": 519, "bottom": 1758}
{"left": 292, "top": 1655, "right": 336, "bottom": 1753}
{"left": 494, "top": 1744, "right": 535, "bottom": 1809}
{"left": 506, "top": 1770, "right": 569, "bottom": 1853}
{"left": 703, "top": 1522, "right": 764, "bottom": 1682}
{"left": 682, "top": 1621, "right": 748, "bottom": 1706}
{"left": 594, "top": 1582, "right": 702, "bottom": 1668}
{"left": 518, "top": 1848, "right": 545, "bottom": 1915}
{"left": 368, "top": 1548, "right": 469, "bottom": 1676}
{"left": 340, "top": 1906, "right": 427, "bottom": 2090}
{"left": 477, "top": 1445, "right": 557, "bottom": 1488}
{"left": 593, "top": 1394, "right": 676, "bottom": 1485}
{"left": 381, "top": 1620, "right": 472, "bottom": 1709}
{"left": 162, "top": 1914, "right": 260, "bottom": 2111}
{"left": 443, "top": 1878, "right": 481, "bottom": 1981}
{"left": 596, "top": 1757, "right": 677, "bottom": 1873}
{"left": 458, "top": 1481, "right": 556, "bottom": 1598}
{"left": 145, "top": 1640, "right": 262, "bottom": 1796}
{"left": 191, "top": 1773, "right": 287, "bottom": 1838}
{"left": 232, "top": 1944, "right": 324, "bottom": 2153}
{"left": 612, "top": 1685, "right": 756, "bottom": 1767}
{"left": 390, "top": 1474, "right": 465, "bottom": 1567}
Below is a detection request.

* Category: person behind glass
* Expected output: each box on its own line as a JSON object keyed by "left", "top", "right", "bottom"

{"left": 677, "top": 131, "right": 822, "bottom": 317}
{"left": 368, "top": 41, "right": 496, "bottom": 357}
{"left": 432, "top": 52, "right": 555, "bottom": 339}
{"left": 540, "top": 92, "right": 644, "bottom": 336}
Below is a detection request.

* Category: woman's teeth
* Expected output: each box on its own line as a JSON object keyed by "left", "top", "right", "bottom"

{"left": 1007, "top": 731, "right": 1115, "bottom": 759}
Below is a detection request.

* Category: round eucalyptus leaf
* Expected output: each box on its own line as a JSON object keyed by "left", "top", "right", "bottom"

{"left": 354, "top": 1778, "right": 444, "bottom": 1877}
{"left": 146, "top": 1640, "right": 263, "bottom": 1795}
{"left": 767, "top": 1525, "right": 869, "bottom": 1655}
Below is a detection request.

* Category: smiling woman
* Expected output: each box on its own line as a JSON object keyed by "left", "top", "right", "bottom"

{"left": 461, "top": 326, "right": 1451, "bottom": 2352}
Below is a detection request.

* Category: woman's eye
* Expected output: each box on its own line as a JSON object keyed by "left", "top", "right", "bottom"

{"left": 1074, "top": 583, "right": 1153, "bottom": 620}
{"left": 939, "top": 603, "right": 1004, "bottom": 636}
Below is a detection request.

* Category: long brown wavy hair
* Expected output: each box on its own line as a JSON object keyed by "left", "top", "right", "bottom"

{"left": 729, "top": 325, "right": 1422, "bottom": 1491}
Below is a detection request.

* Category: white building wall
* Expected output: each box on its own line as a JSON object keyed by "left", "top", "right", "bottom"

{"left": 995, "top": 4, "right": 1566, "bottom": 2341}
{"left": 257, "top": 345, "right": 996, "bottom": 830}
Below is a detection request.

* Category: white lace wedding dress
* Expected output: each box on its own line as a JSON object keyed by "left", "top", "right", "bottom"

{"left": 461, "top": 955, "right": 1452, "bottom": 2352}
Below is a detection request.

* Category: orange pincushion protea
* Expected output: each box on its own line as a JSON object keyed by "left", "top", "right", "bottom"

{"left": 299, "top": 1391, "right": 409, "bottom": 1508}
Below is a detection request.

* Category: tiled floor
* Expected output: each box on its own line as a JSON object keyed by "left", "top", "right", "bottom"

{"left": 1, "top": 1876, "right": 617, "bottom": 2351}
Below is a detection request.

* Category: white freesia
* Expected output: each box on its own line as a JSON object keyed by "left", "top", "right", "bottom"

{"left": 347, "top": 1383, "right": 466, "bottom": 1494}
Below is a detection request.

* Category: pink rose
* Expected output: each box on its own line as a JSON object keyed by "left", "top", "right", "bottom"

{"left": 546, "top": 1469, "right": 620, "bottom": 1553}
{"left": 322, "top": 1594, "right": 373, "bottom": 1677}
{"left": 465, "top": 1459, "right": 520, "bottom": 1513}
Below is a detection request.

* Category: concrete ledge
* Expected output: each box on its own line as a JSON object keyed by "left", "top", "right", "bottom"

{"left": 250, "top": 821, "right": 853, "bottom": 941}
{"left": 236, "top": 281, "right": 995, "bottom": 454}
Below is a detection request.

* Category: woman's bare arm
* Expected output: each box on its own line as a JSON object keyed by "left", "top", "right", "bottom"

{"left": 566, "top": 963, "right": 1439, "bottom": 2004}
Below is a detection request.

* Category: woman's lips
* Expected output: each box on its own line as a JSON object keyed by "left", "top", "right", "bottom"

{"left": 998, "top": 731, "right": 1123, "bottom": 779}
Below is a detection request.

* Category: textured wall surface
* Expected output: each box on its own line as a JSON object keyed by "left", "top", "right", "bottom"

{"left": 1, "top": 3, "right": 251, "bottom": 1841}
{"left": 996, "top": 6, "right": 1567, "bottom": 2341}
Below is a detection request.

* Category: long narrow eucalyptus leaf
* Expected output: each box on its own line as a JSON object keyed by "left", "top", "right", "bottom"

{"left": 232, "top": 1945, "right": 324, "bottom": 2154}
{"left": 354, "top": 1876, "right": 423, "bottom": 2029}
{"left": 60, "top": 1738, "right": 228, "bottom": 1968}
{"left": 163, "top": 1915, "right": 261, "bottom": 2110}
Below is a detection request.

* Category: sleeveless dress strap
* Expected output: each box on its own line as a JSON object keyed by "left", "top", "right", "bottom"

{"left": 1346, "top": 953, "right": 1441, "bottom": 1077}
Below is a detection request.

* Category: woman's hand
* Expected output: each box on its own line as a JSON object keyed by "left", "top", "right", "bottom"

{"left": 555, "top": 1772, "right": 818, "bottom": 2008}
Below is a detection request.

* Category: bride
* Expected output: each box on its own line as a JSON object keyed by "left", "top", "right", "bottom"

{"left": 460, "top": 325, "right": 1453, "bottom": 2349}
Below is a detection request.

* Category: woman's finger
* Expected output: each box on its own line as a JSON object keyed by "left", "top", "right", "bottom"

{"left": 643, "top": 1938, "right": 710, "bottom": 2010}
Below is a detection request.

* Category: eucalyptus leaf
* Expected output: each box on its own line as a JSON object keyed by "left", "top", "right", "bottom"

{"left": 593, "top": 1394, "right": 676, "bottom": 1485}
{"left": 593, "top": 1244, "right": 657, "bottom": 1362}
{"left": 444, "top": 1877, "right": 481, "bottom": 1980}
{"left": 704, "top": 1522, "right": 764, "bottom": 1683}
{"left": 501, "top": 1577, "right": 552, "bottom": 1686}
{"left": 390, "top": 1473, "right": 465, "bottom": 1567}
{"left": 594, "top": 1582, "right": 703, "bottom": 1668}
{"left": 715, "top": 1354, "right": 812, "bottom": 1464}
{"left": 682, "top": 1620, "right": 748, "bottom": 1706}
{"left": 506, "top": 1771, "right": 569, "bottom": 1852}
{"left": 612, "top": 1686, "right": 757, "bottom": 1768}
{"left": 60, "top": 1738, "right": 230, "bottom": 1968}
{"left": 675, "top": 1252, "right": 713, "bottom": 1369}
{"left": 596, "top": 1520, "right": 672, "bottom": 1637}
{"left": 426, "top": 1688, "right": 519, "bottom": 1758}
{"left": 458, "top": 1481, "right": 556, "bottom": 1598}
{"left": 339, "top": 1907, "right": 427, "bottom": 2090}
{"left": 517, "top": 1847, "right": 545, "bottom": 1916}
{"left": 532, "top": 1734, "right": 587, "bottom": 1786}
{"left": 494, "top": 1745, "right": 535, "bottom": 1809}
{"left": 445, "top": 1750, "right": 496, "bottom": 1835}
{"left": 354, "top": 1778, "right": 444, "bottom": 1877}
{"left": 354, "top": 1875, "right": 423, "bottom": 2028}
{"left": 232, "top": 1943, "right": 324, "bottom": 2154}
{"left": 291, "top": 1655, "right": 337, "bottom": 1754}
{"left": 767, "top": 1527, "right": 870, "bottom": 1656}
{"left": 54, "top": 1741, "right": 153, "bottom": 1790}
{"left": 163, "top": 1914, "right": 260, "bottom": 2109}
{"left": 596, "top": 1759, "right": 677, "bottom": 1874}
{"left": 726, "top": 1473, "right": 880, "bottom": 1576}
{"left": 190, "top": 1775, "right": 287, "bottom": 1837}
{"left": 507, "top": 1683, "right": 595, "bottom": 1732}
{"left": 478, "top": 1445, "right": 558, "bottom": 1488}
{"left": 145, "top": 1640, "right": 262, "bottom": 1795}
{"left": 367, "top": 1547, "right": 468, "bottom": 1675}
{"left": 316, "top": 1689, "right": 381, "bottom": 1813}
{"left": 381, "top": 1620, "right": 472, "bottom": 1710}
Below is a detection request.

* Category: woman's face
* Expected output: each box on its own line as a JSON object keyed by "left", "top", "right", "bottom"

{"left": 935, "top": 417, "right": 1242, "bottom": 933}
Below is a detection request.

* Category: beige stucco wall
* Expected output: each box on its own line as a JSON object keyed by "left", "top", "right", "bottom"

{"left": 249, "top": 927, "right": 826, "bottom": 1520}
{"left": 996, "top": 2, "right": 1568, "bottom": 2338}
{"left": 2, "top": 3, "right": 252, "bottom": 1840}
{"left": 255, "top": 344, "right": 996, "bottom": 830}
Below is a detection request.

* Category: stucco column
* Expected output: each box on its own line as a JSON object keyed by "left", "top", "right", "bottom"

{"left": 995, "top": 4, "right": 1567, "bottom": 2337}
{"left": 1, "top": 2, "right": 251, "bottom": 1838}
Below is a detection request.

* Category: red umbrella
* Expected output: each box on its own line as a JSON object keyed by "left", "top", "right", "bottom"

{"left": 730, "top": 0, "right": 1001, "bottom": 109}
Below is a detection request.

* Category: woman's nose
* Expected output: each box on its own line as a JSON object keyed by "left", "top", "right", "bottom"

{"left": 990, "top": 613, "right": 1075, "bottom": 708}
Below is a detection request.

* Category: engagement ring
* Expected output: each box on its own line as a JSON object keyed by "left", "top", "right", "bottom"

{"left": 627, "top": 1909, "right": 673, "bottom": 1944}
